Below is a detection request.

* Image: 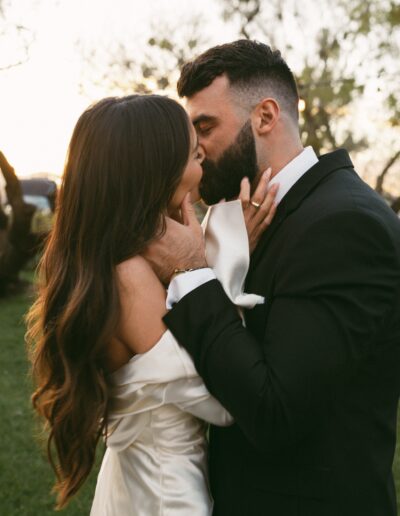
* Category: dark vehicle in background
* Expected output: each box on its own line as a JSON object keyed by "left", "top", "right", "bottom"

{"left": 1, "top": 176, "right": 58, "bottom": 234}
{"left": 20, "top": 177, "right": 57, "bottom": 212}
{"left": 20, "top": 177, "right": 57, "bottom": 234}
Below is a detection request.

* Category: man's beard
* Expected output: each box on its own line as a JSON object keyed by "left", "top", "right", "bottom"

{"left": 199, "top": 120, "right": 258, "bottom": 205}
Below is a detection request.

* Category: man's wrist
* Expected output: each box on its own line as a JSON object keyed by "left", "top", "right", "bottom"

{"left": 170, "top": 266, "right": 208, "bottom": 282}
{"left": 166, "top": 267, "right": 216, "bottom": 309}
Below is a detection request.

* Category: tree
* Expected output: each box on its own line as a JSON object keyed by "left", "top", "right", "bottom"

{"left": 0, "top": 152, "right": 44, "bottom": 296}
{"left": 220, "top": 0, "right": 400, "bottom": 211}
{"left": 78, "top": 16, "right": 207, "bottom": 97}
{"left": 0, "top": 1, "right": 39, "bottom": 294}
{"left": 80, "top": 0, "right": 400, "bottom": 212}
{"left": 0, "top": 0, "right": 34, "bottom": 71}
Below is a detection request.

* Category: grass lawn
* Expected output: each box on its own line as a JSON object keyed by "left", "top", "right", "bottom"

{"left": 0, "top": 278, "right": 400, "bottom": 514}
{"left": 0, "top": 280, "right": 102, "bottom": 515}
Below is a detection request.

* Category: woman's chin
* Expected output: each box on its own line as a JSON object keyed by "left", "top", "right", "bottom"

{"left": 167, "top": 189, "right": 201, "bottom": 216}
{"left": 190, "top": 189, "right": 201, "bottom": 204}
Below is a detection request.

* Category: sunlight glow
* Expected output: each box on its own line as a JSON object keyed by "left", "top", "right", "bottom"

{"left": 0, "top": 0, "right": 224, "bottom": 177}
{"left": 298, "top": 99, "right": 306, "bottom": 112}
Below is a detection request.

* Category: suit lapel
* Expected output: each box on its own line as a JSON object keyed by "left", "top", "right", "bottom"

{"left": 248, "top": 149, "right": 354, "bottom": 274}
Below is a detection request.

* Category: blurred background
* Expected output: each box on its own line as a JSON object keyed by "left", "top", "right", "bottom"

{"left": 0, "top": 0, "right": 399, "bottom": 514}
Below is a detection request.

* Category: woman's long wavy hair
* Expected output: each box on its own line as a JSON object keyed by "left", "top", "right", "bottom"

{"left": 26, "top": 95, "right": 191, "bottom": 509}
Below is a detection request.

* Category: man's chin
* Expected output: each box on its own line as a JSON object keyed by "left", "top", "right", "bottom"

{"left": 200, "top": 185, "right": 241, "bottom": 206}
{"left": 198, "top": 182, "right": 221, "bottom": 205}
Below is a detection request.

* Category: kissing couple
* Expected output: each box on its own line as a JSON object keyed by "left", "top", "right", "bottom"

{"left": 28, "top": 40, "right": 400, "bottom": 516}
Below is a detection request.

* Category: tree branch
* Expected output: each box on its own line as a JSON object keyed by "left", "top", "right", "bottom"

{"left": 375, "top": 149, "right": 400, "bottom": 194}
{"left": 391, "top": 196, "right": 400, "bottom": 214}
{"left": 0, "top": 55, "right": 30, "bottom": 71}
{"left": 0, "top": 150, "right": 25, "bottom": 209}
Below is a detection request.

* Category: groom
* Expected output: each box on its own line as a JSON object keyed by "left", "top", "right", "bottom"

{"left": 146, "top": 40, "right": 400, "bottom": 515}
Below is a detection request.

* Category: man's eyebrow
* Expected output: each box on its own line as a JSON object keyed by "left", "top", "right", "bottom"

{"left": 192, "top": 114, "right": 218, "bottom": 127}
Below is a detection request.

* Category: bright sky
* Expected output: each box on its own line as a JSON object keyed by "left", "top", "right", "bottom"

{"left": 0, "top": 0, "right": 398, "bottom": 188}
{"left": 0, "top": 0, "right": 234, "bottom": 176}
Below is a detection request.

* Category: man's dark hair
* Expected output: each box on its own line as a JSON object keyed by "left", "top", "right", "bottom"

{"left": 178, "top": 39, "right": 299, "bottom": 121}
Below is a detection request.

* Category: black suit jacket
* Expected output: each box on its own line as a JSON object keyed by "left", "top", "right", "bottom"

{"left": 164, "top": 150, "right": 400, "bottom": 516}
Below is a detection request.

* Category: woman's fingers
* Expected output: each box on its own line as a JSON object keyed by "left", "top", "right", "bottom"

{"left": 248, "top": 168, "right": 272, "bottom": 211}
{"left": 248, "top": 200, "right": 278, "bottom": 254}
{"left": 238, "top": 177, "right": 250, "bottom": 208}
{"left": 252, "top": 183, "right": 279, "bottom": 224}
{"left": 259, "top": 201, "right": 277, "bottom": 230}
{"left": 239, "top": 168, "right": 279, "bottom": 253}
{"left": 246, "top": 180, "right": 279, "bottom": 254}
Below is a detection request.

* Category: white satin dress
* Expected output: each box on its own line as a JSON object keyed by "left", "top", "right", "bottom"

{"left": 90, "top": 201, "right": 264, "bottom": 516}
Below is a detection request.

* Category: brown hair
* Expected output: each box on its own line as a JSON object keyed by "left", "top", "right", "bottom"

{"left": 26, "top": 95, "right": 191, "bottom": 508}
{"left": 178, "top": 39, "right": 299, "bottom": 120}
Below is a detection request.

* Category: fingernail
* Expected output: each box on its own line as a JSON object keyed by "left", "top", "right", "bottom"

{"left": 263, "top": 167, "right": 272, "bottom": 180}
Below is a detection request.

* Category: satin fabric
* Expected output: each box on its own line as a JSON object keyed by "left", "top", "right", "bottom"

{"left": 91, "top": 331, "right": 232, "bottom": 515}
{"left": 203, "top": 200, "right": 264, "bottom": 308}
{"left": 91, "top": 201, "right": 259, "bottom": 515}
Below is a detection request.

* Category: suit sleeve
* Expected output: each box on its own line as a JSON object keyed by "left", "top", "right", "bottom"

{"left": 163, "top": 210, "right": 400, "bottom": 452}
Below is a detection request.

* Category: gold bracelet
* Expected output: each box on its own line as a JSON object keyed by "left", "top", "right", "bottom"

{"left": 170, "top": 267, "right": 206, "bottom": 282}
{"left": 173, "top": 268, "right": 197, "bottom": 275}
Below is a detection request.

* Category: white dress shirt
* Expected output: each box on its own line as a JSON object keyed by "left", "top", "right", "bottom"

{"left": 166, "top": 146, "right": 318, "bottom": 309}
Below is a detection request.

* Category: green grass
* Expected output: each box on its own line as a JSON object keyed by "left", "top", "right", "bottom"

{"left": 0, "top": 280, "right": 102, "bottom": 515}
{"left": 0, "top": 277, "right": 400, "bottom": 514}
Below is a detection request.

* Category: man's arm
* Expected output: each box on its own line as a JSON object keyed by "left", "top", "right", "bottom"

{"left": 164, "top": 210, "right": 400, "bottom": 452}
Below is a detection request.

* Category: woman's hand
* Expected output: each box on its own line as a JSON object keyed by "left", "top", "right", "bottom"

{"left": 238, "top": 168, "right": 278, "bottom": 254}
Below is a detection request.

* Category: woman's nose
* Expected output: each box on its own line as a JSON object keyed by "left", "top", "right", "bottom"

{"left": 198, "top": 143, "right": 206, "bottom": 164}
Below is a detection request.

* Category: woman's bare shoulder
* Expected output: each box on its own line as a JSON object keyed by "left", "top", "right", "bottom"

{"left": 115, "top": 255, "right": 167, "bottom": 356}
{"left": 117, "top": 255, "right": 155, "bottom": 284}
{"left": 117, "top": 256, "right": 165, "bottom": 295}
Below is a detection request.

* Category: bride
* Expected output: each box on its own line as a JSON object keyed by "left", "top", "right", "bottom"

{"left": 27, "top": 94, "right": 277, "bottom": 515}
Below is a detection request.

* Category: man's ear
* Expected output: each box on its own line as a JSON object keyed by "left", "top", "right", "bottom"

{"left": 252, "top": 98, "right": 280, "bottom": 136}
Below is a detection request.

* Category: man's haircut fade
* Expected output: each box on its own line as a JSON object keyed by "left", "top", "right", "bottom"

{"left": 177, "top": 39, "right": 299, "bottom": 121}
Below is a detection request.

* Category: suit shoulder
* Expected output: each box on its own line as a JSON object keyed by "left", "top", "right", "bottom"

{"left": 302, "top": 167, "right": 400, "bottom": 234}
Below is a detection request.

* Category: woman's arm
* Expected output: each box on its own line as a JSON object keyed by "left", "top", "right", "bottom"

{"left": 176, "top": 385, "right": 234, "bottom": 426}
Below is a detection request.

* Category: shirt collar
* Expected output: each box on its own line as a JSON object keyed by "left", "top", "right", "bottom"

{"left": 269, "top": 146, "right": 318, "bottom": 205}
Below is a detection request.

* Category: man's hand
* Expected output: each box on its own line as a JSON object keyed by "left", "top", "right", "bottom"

{"left": 143, "top": 194, "right": 207, "bottom": 285}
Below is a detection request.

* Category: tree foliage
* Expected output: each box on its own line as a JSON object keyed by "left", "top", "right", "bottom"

{"left": 79, "top": 16, "right": 206, "bottom": 97}
{"left": 80, "top": 0, "right": 400, "bottom": 210}
{"left": 220, "top": 0, "right": 400, "bottom": 209}
{"left": 0, "top": 0, "right": 34, "bottom": 71}
{"left": 221, "top": 0, "right": 398, "bottom": 151}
